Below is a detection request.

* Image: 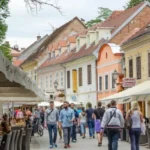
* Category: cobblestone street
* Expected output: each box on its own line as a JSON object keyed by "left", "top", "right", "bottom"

{"left": 30, "top": 130, "right": 148, "bottom": 150}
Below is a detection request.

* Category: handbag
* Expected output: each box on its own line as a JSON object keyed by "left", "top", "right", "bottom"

{"left": 141, "top": 122, "right": 146, "bottom": 135}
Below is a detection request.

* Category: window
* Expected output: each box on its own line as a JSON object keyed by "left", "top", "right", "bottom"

{"left": 50, "top": 75, "right": 52, "bottom": 88}
{"left": 129, "top": 59, "right": 133, "bottom": 78}
{"left": 87, "top": 65, "right": 92, "bottom": 84}
{"left": 61, "top": 72, "right": 63, "bottom": 87}
{"left": 67, "top": 71, "right": 70, "bottom": 88}
{"left": 99, "top": 76, "right": 102, "bottom": 91}
{"left": 106, "top": 52, "right": 108, "bottom": 59}
{"left": 79, "top": 68, "right": 82, "bottom": 86}
{"left": 112, "top": 74, "right": 115, "bottom": 89}
{"left": 136, "top": 56, "right": 141, "bottom": 79}
{"left": 67, "top": 45, "right": 70, "bottom": 53}
{"left": 87, "top": 35, "right": 90, "bottom": 46}
{"left": 59, "top": 48, "right": 61, "bottom": 55}
{"left": 148, "top": 53, "right": 150, "bottom": 77}
{"left": 46, "top": 76, "right": 48, "bottom": 88}
{"left": 40, "top": 77, "right": 43, "bottom": 88}
{"left": 34, "top": 70, "right": 37, "bottom": 81}
{"left": 96, "top": 32, "right": 99, "bottom": 42}
{"left": 77, "top": 39, "right": 80, "bottom": 49}
{"left": 105, "top": 75, "right": 108, "bottom": 90}
{"left": 52, "top": 51, "right": 55, "bottom": 58}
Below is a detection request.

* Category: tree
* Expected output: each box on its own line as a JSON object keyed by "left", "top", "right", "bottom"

{"left": 86, "top": 7, "right": 112, "bottom": 28}
{"left": 24, "top": 0, "right": 62, "bottom": 14}
{"left": 0, "top": 42, "right": 12, "bottom": 60}
{"left": 0, "top": 0, "right": 11, "bottom": 60}
{"left": 125, "top": 0, "right": 150, "bottom": 9}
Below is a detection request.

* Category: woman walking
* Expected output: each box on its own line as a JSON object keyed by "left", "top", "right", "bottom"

{"left": 79, "top": 107, "right": 86, "bottom": 138}
{"left": 126, "top": 101, "right": 143, "bottom": 150}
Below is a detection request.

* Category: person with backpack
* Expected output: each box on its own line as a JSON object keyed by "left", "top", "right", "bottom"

{"left": 126, "top": 101, "right": 143, "bottom": 150}
{"left": 70, "top": 103, "right": 79, "bottom": 143}
{"left": 79, "top": 107, "right": 87, "bottom": 139}
{"left": 93, "top": 101, "right": 105, "bottom": 146}
{"left": 100, "top": 100, "right": 124, "bottom": 150}
{"left": 45, "top": 101, "right": 59, "bottom": 149}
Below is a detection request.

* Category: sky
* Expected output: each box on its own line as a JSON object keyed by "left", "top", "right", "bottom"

{"left": 6, "top": 0, "right": 128, "bottom": 49}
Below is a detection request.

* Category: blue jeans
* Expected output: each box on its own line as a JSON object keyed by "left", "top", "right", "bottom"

{"left": 107, "top": 128, "right": 120, "bottom": 150}
{"left": 71, "top": 124, "right": 77, "bottom": 140}
{"left": 80, "top": 122, "right": 86, "bottom": 135}
{"left": 87, "top": 120, "right": 95, "bottom": 137}
{"left": 129, "top": 128, "right": 141, "bottom": 150}
{"left": 47, "top": 124, "right": 57, "bottom": 145}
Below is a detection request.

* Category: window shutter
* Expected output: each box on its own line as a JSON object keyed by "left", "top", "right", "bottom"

{"left": 136, "top": 57, "right": 141, "bottom": 79}
{"left": 67, "top": 71, "right": 70, "bottom": 88}
{"left": 79, "top": 68, "right": 82, "bottom": 86}
{"left": 87, "top": 65, "right": 92, "bottom": 84}
{"left": 129, "top": 59, "right": 133, "bottom": 78}
{"left": 99, "top": 77, "right": 102, "bottom": 91}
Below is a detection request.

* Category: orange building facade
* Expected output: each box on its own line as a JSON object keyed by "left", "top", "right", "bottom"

{"left": 97, "top": 43, "right": 124, "bottom": 109}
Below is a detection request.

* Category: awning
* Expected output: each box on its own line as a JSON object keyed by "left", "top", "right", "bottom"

{"left": 0, "top": 50, "right": 47, "bottom": 102}
{"left": 100, "top": 80, "right": 150, "bottom": 104}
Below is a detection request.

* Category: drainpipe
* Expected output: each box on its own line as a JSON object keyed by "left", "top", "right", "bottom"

{"left": 60, "top": 64, "right": 66, "bottom": 101}
{"left": 95, "top": 59, "right": 98, "bottom": 106}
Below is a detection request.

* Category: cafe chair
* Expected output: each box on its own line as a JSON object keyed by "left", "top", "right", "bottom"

{"left": 22, "top": 128, "right": 32, "bottom": 150}
{"left": 0, "top": 132, "right": 12, "bottom": 150}
{"left": 9, "top": 130, "right": 17, "bottom": 150}
{"left": 18, "top": 128, "right": 24, "bottom": 150}
{"left": 11, "top": 126, "right": 23, "bottom": 131}
{"left": 14, "top": 130, "right": 20, "bottom": 150}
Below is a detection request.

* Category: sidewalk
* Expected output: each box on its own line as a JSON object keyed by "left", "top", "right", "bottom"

{"left": 30, "top": 130, "right": 148, "bottom": 150}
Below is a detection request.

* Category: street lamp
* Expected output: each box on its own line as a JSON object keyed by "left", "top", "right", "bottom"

{"left": 112, "top": 69, "right": 119, "bottom": 83}
{"left": 54, "top": 80, "right": 58, "bottom": 89}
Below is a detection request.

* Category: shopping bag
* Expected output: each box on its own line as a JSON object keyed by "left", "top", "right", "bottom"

{"left": 141, "top": 122, "right": 146, "bottom": 135}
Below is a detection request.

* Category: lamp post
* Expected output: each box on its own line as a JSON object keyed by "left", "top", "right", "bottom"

{"left": 112, "top": 69, "right": 119, "bottom": 84}
{"left": 54, "top": 80, "right": 58, "bottom": 89}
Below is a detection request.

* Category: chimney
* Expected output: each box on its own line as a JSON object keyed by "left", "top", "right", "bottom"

{"left": 37, "top": 36, "right": 41, "bottom": 41}
{"left": 81, "top": 18, "right": 85, "bottom": 24}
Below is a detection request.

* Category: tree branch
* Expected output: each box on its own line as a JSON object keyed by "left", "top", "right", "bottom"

{"left": 24, "top": 0, "right": 63, "bottom": 15}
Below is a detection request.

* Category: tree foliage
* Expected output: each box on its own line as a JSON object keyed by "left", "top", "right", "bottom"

{"left": 0, "top": 42, "right": 12, "bottom": 60}
{"left": 0, "top": 0, "right": 11, "bottom": 60}
{"left": 85, "top": 7, "right": 112, "bottom": 28}
{"left": 125, "top": 0, "right": 150, "bottom": 9}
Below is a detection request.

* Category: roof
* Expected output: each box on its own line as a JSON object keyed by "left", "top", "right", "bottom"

{"left": 58, "top": 40, "right": 67, "bottom": 47}
{"left": 40, "top": 39, "right": 105, "bottom": 69}
{"left": 67, "top": 36, "right": 77, "bottom": 43}
{"left": 122, "top": 22, "right": 150, "bottom": 45}
{"left": 11, "top": 49, "right": 21, "bottom": 57}
{"left": 13, "top": 60, "right": 24, "bottom": 66}
{"left": 18, "top": 35, "right": 48, "bottom": 65}
{"left": 24, "top": 17, "right": 86, "bottom": 63}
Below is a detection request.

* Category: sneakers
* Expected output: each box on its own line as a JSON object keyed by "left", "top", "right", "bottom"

{"left": 72, "top": 139, "right": 76, "bottom": 143}
{"left": 53, "top": 144, "right": 57, "bottom": 148}
{"left": 49, "top": 145, "right": 53, "bottom": 149}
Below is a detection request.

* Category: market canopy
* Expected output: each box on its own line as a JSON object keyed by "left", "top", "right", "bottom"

{"left": 100, "top": 80, "right": 150, "bottom": 104}
{"left": 0, "top": 50, "right": 47, "bottom": 102}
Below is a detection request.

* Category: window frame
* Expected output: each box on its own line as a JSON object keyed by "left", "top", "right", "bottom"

{"left": 78, "top": 68, "right": 83, "bottom": 86}
{"left": 136, "top": 56, "right": 141, "bottom": 80}
{"left": 129, "top": 59, "right": 133, "bottom": 78}
{"left": 104, "top": 74, "right": 109, "bottom": 90}
{"left": 87, "top": 65, "right": 92, "bottom": 85}
{"left": 67, "top": 71, "right": 70, "bottom": 88}
{"left": 99, "top": 76, "right": 102, "bottom": 91}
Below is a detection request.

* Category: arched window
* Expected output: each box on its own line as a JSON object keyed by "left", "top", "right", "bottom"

{"left": 106, "top": 52, "right": 108, "bottom": 59}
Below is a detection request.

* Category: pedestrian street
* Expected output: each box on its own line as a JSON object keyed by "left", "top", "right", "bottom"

{"left": 30, "top": 130, "right": 148, "bottom": 150}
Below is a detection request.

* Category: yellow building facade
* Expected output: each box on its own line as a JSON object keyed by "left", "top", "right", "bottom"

{"left": 122, "top": 30, "right": 150, "bottom": 117}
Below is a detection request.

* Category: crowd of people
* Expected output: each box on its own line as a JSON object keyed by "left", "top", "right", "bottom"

{"left": 0, "top": 100, "right": 147, "bottom": 150}
{"left": 44, "top": 100, "right": 146, "bottom": 150}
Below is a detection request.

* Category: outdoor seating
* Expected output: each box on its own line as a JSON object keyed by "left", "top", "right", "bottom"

{"left": 0, "top": 132, "right": 12, "bottom": 150}
{"left": 9, "top": 130, "right": 17, "bottom": 150}
{"left": 22, "top": 128, "right": 32, "bottom": 150}
{"left": 11, "top": 126, "right": 24, "bottom": 131}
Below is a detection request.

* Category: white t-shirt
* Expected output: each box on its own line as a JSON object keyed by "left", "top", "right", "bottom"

{"left": 79, "top": 112, "right": 86, "bottom": 123}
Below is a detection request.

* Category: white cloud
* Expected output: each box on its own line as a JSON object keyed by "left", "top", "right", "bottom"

{"left": 6, "top": 0, "right": 128, "bottom": 48}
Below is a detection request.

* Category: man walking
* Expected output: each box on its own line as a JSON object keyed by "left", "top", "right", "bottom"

{"left": 100, "top": 100, "right": 124, "bottom": 150}
{"left": 45, "top": 101, "right": 59, "bottom": 149}
{"left": 70, "top": 103, "right": 79, "bottom": 143}
{"left": 86, "top": 103, "right": 95, "bottom": 139}
{"left": 59, "top": 101, "right": 75, "bottom": 148}
{"left": 93, "top": 101, "right": 105, "bottom": 146}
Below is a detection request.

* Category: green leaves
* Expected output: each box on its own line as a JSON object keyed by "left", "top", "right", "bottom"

{"left": 85, "top": 7, "right": 112, "bottom": 28}
{"left": 125, "top": 0, "right": 150, "bottom": 9}
{"left": 0, "top": 42, "right": 12, "bottom": 61}
{"left": 0, "top": 0, "right": 11, "bottom": 60}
